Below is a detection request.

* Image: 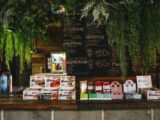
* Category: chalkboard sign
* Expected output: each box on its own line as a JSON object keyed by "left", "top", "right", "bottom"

{"left": 85, "top": 23, "right": 112, "bottom": 76}
{"left": 63, "top": 7, "right": 123, "bottom": 76}
{"left": 63, "top": 7, "right": 88, "bottom": 75}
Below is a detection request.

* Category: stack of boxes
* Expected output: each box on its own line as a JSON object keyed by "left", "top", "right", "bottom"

{"left": 23, "top": 74, "right": 76, "bottom": 100}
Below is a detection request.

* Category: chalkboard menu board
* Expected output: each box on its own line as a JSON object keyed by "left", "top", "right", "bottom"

{"left": 85, "top": 23, "right": 112, "bottom": 76}
{"left": 63, "top": 8, "right": 122, "bottom": 76}
{"left": 63, "top": 8, "right": 88, "bottom": 75}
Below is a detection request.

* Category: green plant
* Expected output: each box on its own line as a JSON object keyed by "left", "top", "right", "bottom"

{"left": 106, "top": 4, "right": 127, "bottom": 77}
{"left": 81, "top": 0, "right": 111, "bottom": 26}
{"left": 0, "top": 0, "right": 50, "bottom": 72}
{"left": 81, "top": 0, "right": 160, "bottom": 76}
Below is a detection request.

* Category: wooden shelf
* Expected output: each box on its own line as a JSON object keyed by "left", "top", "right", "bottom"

{"left": 1, "top": 95, "right": 160, "bottom": 110}
{"left": 0, "top": 95, "right": 77, "bottom": 110}
{"left": 78, "top": 100, "right": 160, "bottom": 110}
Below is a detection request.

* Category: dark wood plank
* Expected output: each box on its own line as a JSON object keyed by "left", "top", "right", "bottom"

{"left": 78, "top": 100, "right": 160, "bottom": 110}
{"left": 0, "top": 95, "right": 77, "bottom": 110}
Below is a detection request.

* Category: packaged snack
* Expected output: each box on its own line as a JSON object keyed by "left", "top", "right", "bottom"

{"left": 58, "top": 90, "right": 76, "bottom": 100}
{"left": 103, "top": 82, "right": 111, "bottom": 93}
{"left": 95, "top": 81, "right": 103, "bottom": 93}
{"left": 80, "top": 93, "right": 88, "bottom": 100}
{"left": 23, "top": 88, "right": 41, "bottom": 100}
{"left": 88, "top": 81, "right": 95, "bottom": 93}
{"left": 45, "top": 75, "right": 60, "bottom": 89}
{"left": 60, "top": 76, "right": 75, "bottom": 90}
{"left": 41, "top": 89, "right": 58, "bottom": 100}
{"left": 30, "top": 76, "right": 45, "bottom": 89}
{"left": 80, "top": 81, "right": 87, "bottom": 93}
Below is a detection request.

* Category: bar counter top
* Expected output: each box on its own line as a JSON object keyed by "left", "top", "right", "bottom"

{"left": 0, "top": 95, "right": 160, "bottom": 110}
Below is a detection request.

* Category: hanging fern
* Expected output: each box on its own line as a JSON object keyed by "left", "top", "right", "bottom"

{"left": 81, "top": 0, "right": 111, "bottom": 26}
{"left": 4, "top": 30, "right": 14, "bottom": 71}
{"left": 124, "top": 0, "right": 141, "bottom": 71}
{"left": 106, "top": 5, "right": 127, "bottom": 77}
{"left": 0, "top": 0, "right": 51, "bottom": 72}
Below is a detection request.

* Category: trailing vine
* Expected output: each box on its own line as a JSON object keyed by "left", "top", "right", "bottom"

{"left": 106, "top": 5, "right": 127, "bottom": 77}
{"left": 0, "top": 0, "right": 51, "bottom": 72}
{"left": 125, "top": 0, "right": 141, "bottom": 71}
{"left": 81, "top": 0, "right": 160, "bottom": 76}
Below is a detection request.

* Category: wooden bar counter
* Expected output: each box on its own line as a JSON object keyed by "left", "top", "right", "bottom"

{"left": 0, "top": 95, "right": 160, "bottom": 110}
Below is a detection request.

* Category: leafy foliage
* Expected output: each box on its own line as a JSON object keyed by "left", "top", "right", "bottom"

{"left": 81, "top": 0, "right": 111, "bottom": 26}
{"left": 82, "top": 0, "right": 160, "bottom": 76}
{"left": 0, "top": 0, "right": 50, "bottom": 72}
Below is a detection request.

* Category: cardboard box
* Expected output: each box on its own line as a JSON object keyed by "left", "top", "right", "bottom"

{"left": 45, "top": 75, "right": 61, "bottom": 89}
{"left": 112, "top": 93, "right": 124, "bottom": 100}
{"left": 23, "top": 88, "right": 41, "bottom": 100}
{"left": 140, "top": 88, "right": 160, "bottom": 100}
{"left": 60, "top": 76, "right": 75, "bottom": 90}
{"left": 88, "top": 93, "right": 97, "bottom": 100}
{"left": 103, "top": 82, "right": 111, "bottom": 93}
{"left": 95, "top": 81, "right": 103, "bottom": 93}
{"left": 30, "top": 76, "right": 45, "bottom": 89}
{"left": 58, "top": 90, "right": 76, "bottom": 100}
{"left": 80, "top": 93, "right": 88, "bottom": 100}
{"left": 103, "top": 93, "right": 112, "bottom": 100}
{"left": 40, "top": 89, "right": 58, "bottom": 100}
{"left": 96, "top": 93, "right": 104, "bottom": 100}
{"left": 125, "top": 93, "right": 142, "bottom": 100}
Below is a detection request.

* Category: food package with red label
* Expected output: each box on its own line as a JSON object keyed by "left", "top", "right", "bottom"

{"left": 58, "top": 90, "right": 76, "bottom": 100}
{"left": 23, "top": 88, "right": 41, "bottom": 100}
{"left": 95, "top": 81, "right": 103, "bottom": 93}
{"left": 103, "top": 82, "right": 111, "bottom": 93}
{"left": 40, "top": 88, "right": 58, "bottom": 100}
{"left": 110, "top": 81, "right": 123, "bottom": 100}
{"left": 60, "top": 76, "right": 75, "bottom": 90}
{"left": 30, "top": 76, "right": 45, "bottom": 89}
{"left": 45, "top": 75, "right": 61, "bottom": 90}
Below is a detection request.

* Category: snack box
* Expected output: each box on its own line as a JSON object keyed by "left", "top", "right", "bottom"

{"left": 112, "top": 93, "right": 124, "bottom": 100}
{"left": 96, "top": 93, "right": 104, "bottom": 100}
{"left": 23, "top": 88, "right": 41, "bottom": 100}
{"left": 95, "top": 81, "right": 103, "bottom": 93}
{"left": 40, "top": 89, "right": 58, "bottom": 100}
{"left": 103, "top": 93, "right": 112, "bottom": 100}
{"left": 88, "top": 93, "right": 97, "bottom": 100}
{"left": 125, "top": 93, "right": 142, "bottom": 100}
{"left": 80, "top": 81, "right": 87, "bottom": 94}
{"left": 58, "top": 90, "right": 76, "bottom": 100}
{"left": 140, "top": 88, "right": 160, "bottom": 100}
{"left": 103, "top": 82, "right": 111, "bottom": 93}
{"left": 60, "top": 76, "right": 75, "bottom": 90}
{"left": 30, "top": 76, "right": 45, "bottom": 89}
{"left": 80, "top": 93, "right": 88, "bottom": 100}
{"left": 45, "top": 75, "right": 61, "bottom": 89}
